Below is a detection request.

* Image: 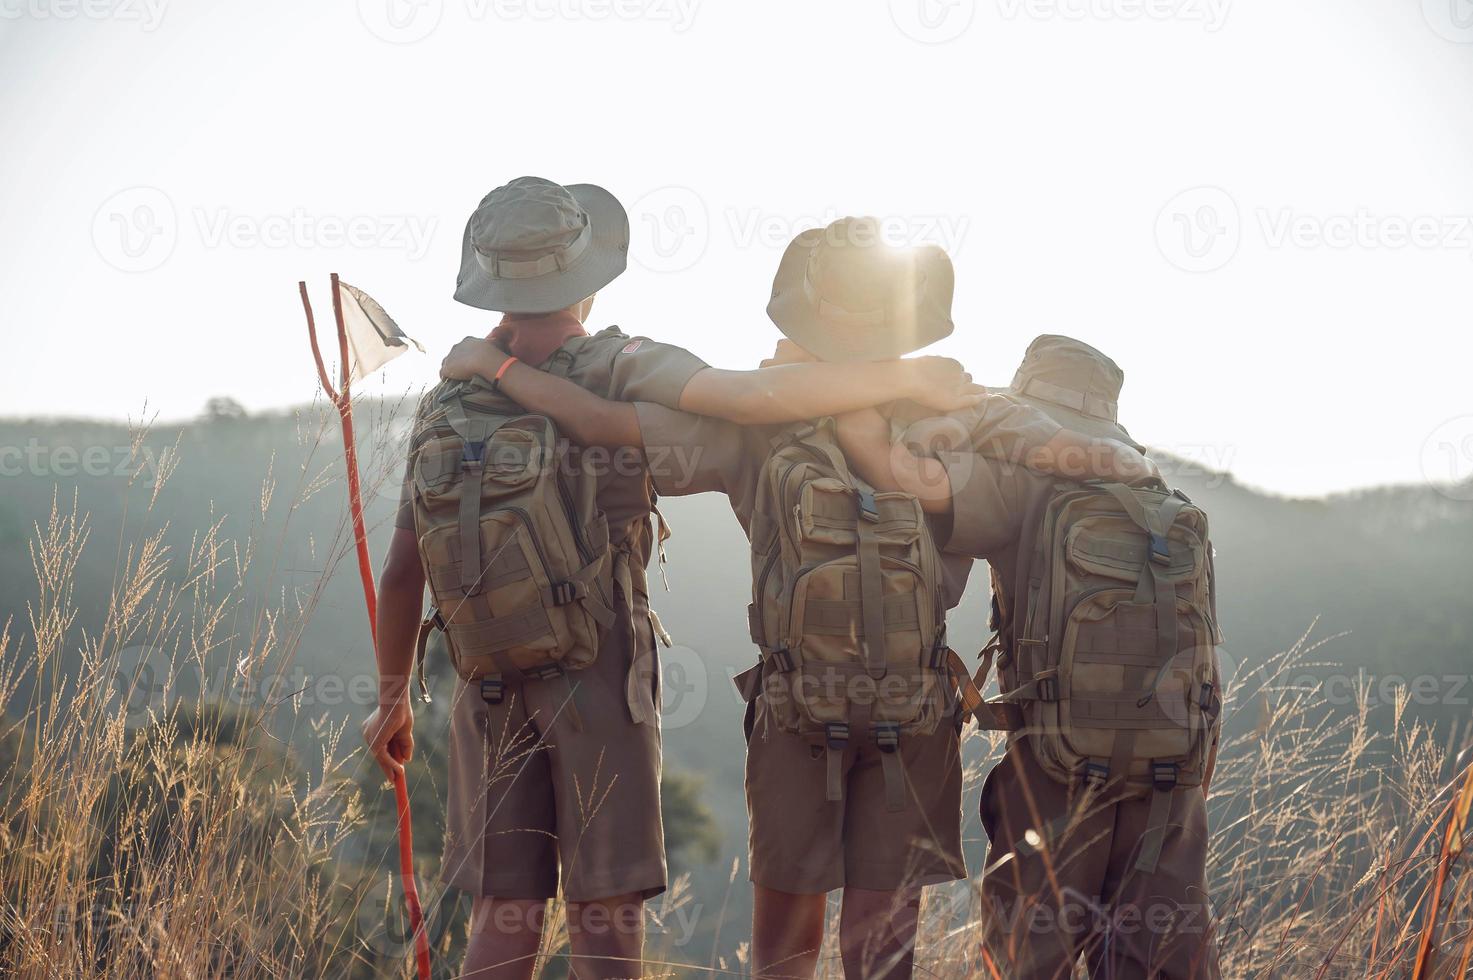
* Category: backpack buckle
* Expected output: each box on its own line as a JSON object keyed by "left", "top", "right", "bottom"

{"left": 927, "top": 636, "right": 948, "bottom": 670}
{"left": 525, "top": 663, "right": 565, "bottom": 682}
{"left": 551, "top": 581, "right": 579, "bottom": 606}
{"left": 1149, "top": 531, "right": 1172, "bottom": 565}
{"left": 874, "top": 723, "right": 900, "bottom": 753}
{"left": 1083, "top": 761, "right": 1110, "bottom": 786}
{"left": 856, "top": 490, "right": 880, "bottom": 523}
{"left": 770, "top": 648, "right": 794, "bottom": 673}
{"left": 1037, "top": 675, "right": 1059, "bottom": 702}
{"left": 461, "top": 439, "right": 486, "bottom": 469}
{"left": 1200, "top": 681, "right": 1221, "bottom": 719}
{"left": 479, "top": 676, "right": 505, "bottom": 704}
{"left": 1152, "top": 762, "right": 1179, "bottom": 792}
{"left": 825, "top": 722, "right": 850, "bottom": 751}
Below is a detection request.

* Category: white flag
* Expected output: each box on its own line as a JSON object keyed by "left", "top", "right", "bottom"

{"left": 338, "top": 280, "right": 423, "bottom": 383}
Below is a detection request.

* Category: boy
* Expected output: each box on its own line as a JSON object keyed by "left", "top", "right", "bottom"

{"left": 438, "top": 218, "right": 1151, "bottom": 979}
{"left": 363, "top": 180, "right": 988, "bottom": 980}
{"left": 832, "top": 335, "right": 1222, "bottom": 979}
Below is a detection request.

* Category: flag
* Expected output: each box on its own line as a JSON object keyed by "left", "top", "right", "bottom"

{"left": 338, "top": 280, "right": 423, "bottom": 383}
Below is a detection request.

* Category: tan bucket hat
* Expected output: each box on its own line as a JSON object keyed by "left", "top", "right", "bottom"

{"left": 454, "top": 176, "right": 629, "bottom": 314}
{"left": 999, "top": 334, "right": 1143, "bottom": 450}
{"left": 766, "top": 217, "right": 955, "bottom": 362}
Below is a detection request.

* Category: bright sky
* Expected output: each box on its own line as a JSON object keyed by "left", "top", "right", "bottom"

{"left": 1, "top": 0, "right": 1470, "bottom": 498}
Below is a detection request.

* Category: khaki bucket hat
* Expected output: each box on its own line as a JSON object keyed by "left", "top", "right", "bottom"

{"left": 1000, "top": 334, "right": 1142, "bottom": 450}
{"left": 454, "top": 176, "right": 629, "bottom": 314}
{"left": 766, "top": 217, "right": 955, "bottom": 362}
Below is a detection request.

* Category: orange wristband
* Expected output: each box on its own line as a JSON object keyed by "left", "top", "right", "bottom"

{"left": 492, "top": 356, "right": 518, "bottom": 390}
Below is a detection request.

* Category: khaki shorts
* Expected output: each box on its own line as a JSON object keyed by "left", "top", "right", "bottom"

{"left": 979, "top": 743, "right": 1221, "bottom": 979}
{"left": 744, "top": 697, "right": 966, "bottom": 895}
{"left": 439, "top": 594, "right": 666, "bottom": 903}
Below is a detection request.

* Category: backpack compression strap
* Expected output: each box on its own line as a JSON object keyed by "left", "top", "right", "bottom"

{"left": 1097, "top": 483, "right": 1191, "bottom": 874}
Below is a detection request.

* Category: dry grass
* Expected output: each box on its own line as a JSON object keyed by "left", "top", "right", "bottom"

{"left": 2, "top": 418, "right": 1471, "bottom": 979}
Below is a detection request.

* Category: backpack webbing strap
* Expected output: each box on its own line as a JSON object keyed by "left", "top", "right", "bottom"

{"left": 1098, "top": 487, "right": 1191, "bottom": 800}
{"left": 855, "top": 490, "right": 889, "bottom": 680}
{"left": 947, "top": 646, "right": 1025, "bottom": 731}
{"left": 413, "top": 613, "right": 440, "bottom": 704}
{"left": 874, "top": 724, "right": 907, "bottom": 812}
{"left": 611, "top": 549, "right": 655, "bottom": 727}
{"left": 458, "top": 444, "right": 487, "bottom": 594}
{"left": 441, "top": 400, "right": 514, "bottom": 597}
{"left": 1134, "top": 763, "right": 1179, "bottom": 873}
{"left": 824, "top": 722, "right": 849, "bottom": 803}
{"left": 551, "top": 554, "right": 617, "bottom": 630}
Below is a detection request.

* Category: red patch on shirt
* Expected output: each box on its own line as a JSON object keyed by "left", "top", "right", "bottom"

{"left": 621, "top": 339, "right": 644, "bottom": 355}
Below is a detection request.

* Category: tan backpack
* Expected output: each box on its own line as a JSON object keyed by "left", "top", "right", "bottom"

{"left": 738, "top": 419, "right": 951, "bottom": 811}
{"left": 963, "top": 480, "right": 1222, "bottom": 873}
{"left": 408, "top": 377, "right": 617, "bottom": 705}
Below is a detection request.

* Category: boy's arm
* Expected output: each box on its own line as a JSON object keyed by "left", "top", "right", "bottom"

{"left": 834, "top": 406, "right": 1158, "bottom": 517}
{"left": 440, "top": 337, "right": 987, "bottom": 427}
{"left": 494, "top": 359, "right": 644, "bottom": 449}
{"left": 676, "top": 358, "right": 984, "bottom": 422}
{"left": 361, "top": 526, "right": 425, "bottom": 779}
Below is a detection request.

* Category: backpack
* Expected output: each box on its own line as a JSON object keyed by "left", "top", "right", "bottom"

{"left": 739, "top": 419, "right": 951, "bottom": 811}
{"left": 964, "top": 479, "right": 1222, "bottom": 873}
{"left": 408, "top": 376, "right": 617, "bottom": 705}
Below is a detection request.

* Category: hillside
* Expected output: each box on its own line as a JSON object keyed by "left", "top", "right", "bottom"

{"left": 2, "top": 402, "right": 1471, "bottom": 969}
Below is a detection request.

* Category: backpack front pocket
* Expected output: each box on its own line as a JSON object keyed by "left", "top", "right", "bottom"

{"left": 778, "top": 557, "right": 940, "bottom": 734}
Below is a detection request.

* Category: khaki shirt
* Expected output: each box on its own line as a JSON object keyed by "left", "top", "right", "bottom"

{"left": 633, "top": 395, "right": 1063, "bottom": 610}
{"left": 395, "top": 326, "right": 708, "bottom": 598}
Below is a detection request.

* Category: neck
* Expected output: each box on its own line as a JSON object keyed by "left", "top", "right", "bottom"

{"left": 489, "top": 311, "right": 588, "bottom": 367}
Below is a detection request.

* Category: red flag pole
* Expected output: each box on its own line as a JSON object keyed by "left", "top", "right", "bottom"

{"left": 301, "top": 276, "right": 431, "bottom": 980}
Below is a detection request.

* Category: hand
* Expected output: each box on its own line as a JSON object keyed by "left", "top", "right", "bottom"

{"left": 1102, "top": 441, "right": 1161, "bottom": 485}
{"left": 441, "top": 336, "right": 508, "bottom": 382}
{"left": 362, "top": 698, "right": 414, "bottom": 780}
{"left": 1032, "top": 435, "right": 1161, "bottom": 483}
{"left": 759, "top": 338, "right": 818, "bottom": 369}
{"left": 905, "top": 356, "right": 988, "bottom": 413}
